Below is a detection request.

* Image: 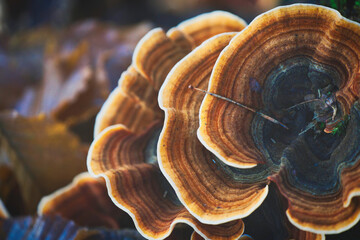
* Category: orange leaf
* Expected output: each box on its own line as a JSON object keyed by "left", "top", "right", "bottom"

{"left": 0, "top": 112, "right": 87, "bottom": 212}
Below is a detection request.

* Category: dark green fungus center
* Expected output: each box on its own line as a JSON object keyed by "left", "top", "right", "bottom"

{"left": 252, "top": 56, "right": 360, "bottom": 195}
{"left": 145, "top": 125, "right": 182, "bottom": 206}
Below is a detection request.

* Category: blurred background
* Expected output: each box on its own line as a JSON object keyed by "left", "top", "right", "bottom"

{"left": 0, "top": 0, "right": 316, "bottom": 32}
{"left": 3, "top": 0, "right": 358, "bottom": 117}
{"left": 1, "top": 0, "right": 360, "bottom": 239}
{"left": 1, "top": 0, "right": 359, "bottom": 114}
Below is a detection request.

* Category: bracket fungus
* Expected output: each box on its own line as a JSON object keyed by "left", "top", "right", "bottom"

{"left": 159, "top": 32, "right": 269, "bottom": 224}
{"left": 38, "top": 172, "right": 133, "bottom": 229}
{"left": 193, "top": 4, "right": 360, "bottom": 235}
{"left": 87, "top": 121, "right": 244, "bottom": 239}
{"left": 89, "top": 3, "right": 360, "bottom": 239}
{"left": 88, "top": 11, "right": 247, "bottom": 240}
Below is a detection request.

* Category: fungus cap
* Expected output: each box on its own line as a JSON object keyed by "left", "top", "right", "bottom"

{"left": 197, "top": 4, "right": 360, "bottom": 234}
{"left": 88, "top": 10, "right": 248, "bottom": 240}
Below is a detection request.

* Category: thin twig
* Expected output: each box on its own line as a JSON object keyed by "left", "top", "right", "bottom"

{"left": 286, "top": 99, "right": 321, "bottom": 110}
{"left": 189, "top": 85, "right": 289, "bottom": 130}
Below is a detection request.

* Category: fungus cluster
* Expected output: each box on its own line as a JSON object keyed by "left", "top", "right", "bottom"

{"left": 43, "top": 4, "right": 360, "bottom": 240}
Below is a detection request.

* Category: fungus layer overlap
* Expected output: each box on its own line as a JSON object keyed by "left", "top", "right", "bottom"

{"left": 94, "top": 11, "right": 246, "bottom": 136}
{"left": 158, "top": 32, "right": 269, "bottom": 224}
{"left": 88, "top": 11, "right": 248, "bottom": 240}
{"left": 88, "top": 4, "right": 360, "bottom": 238}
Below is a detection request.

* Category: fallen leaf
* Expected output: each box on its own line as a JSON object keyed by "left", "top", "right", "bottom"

{"left": 16, "top": 42, "right": 103, "bottom": 126}
{"left": 0, "top": 165, "right": 27, "bottom": 216}
{"left": 0, "top": 215, "right": 89, "bottom": 240}
{"left": 0, "top": 214, "right": 146, "bottom": 240}
{"left": 0, "top": 112, "right": 87, "bottom": 212}
{"left": 14, "top": 22, "right": 152, "bottom": 127}
{"left": 0, "top": 50, "right": 42, "bottom": 111}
